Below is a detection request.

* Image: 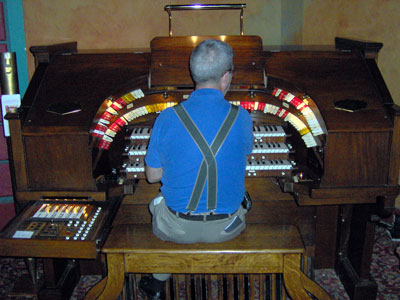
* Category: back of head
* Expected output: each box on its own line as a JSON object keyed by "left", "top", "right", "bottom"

{"left": 190, "top": 39, "right": 234, "bottom": 85}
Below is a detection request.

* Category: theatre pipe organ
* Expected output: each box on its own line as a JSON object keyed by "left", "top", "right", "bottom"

{"left": 0, "top": 27, "right": 399, "bottom": 300}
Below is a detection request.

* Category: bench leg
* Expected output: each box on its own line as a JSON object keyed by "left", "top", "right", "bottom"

{"left": 83, "top": 277, "right": 107, "bottom": 300}
{"left": 83, "top": 254, "right": 125, "bottom": 300}
{"left": 283, "top": 254, "right": 331, "bottom": 300}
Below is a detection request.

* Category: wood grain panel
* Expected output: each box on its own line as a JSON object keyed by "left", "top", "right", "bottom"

{"left": 23, "top": 53, "right": 151, "bottom": 132}
{"left": 103, "top": 223, "right": 304, "bottom": 254}
{"left": 265, "top": 51, "right": 393, "bottom": 132}
{"left": 150, "top": 36, "right": 264, "bottom": 87}
{"left": 124, "top": 252, "right": 284, "bottom": 274}
{"left": 24, "top": 134, "right": 96, "bottom": 190}
{"left": 322, "top": 131, "right": 391, "bottom": 186}
{"left": 0, "top": 238, "right": 97, "bottom": 258}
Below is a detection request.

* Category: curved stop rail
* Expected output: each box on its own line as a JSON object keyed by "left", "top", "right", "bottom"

{"left": 164, "top": 3, "right": 246, "bottom": 36}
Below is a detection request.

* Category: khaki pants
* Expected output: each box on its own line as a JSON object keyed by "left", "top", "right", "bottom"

{"left": 149, "top": 195, "right": 246, "bottom": 244}
{"left": 149, "top": 195, "right": 247, "bottom": 281}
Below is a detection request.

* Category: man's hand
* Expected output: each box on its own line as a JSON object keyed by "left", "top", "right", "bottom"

{"left": 145, "top": 165, "right": 163, "bottom": 183}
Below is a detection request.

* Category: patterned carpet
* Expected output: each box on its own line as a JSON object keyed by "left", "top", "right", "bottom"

{"left": 1, "top": 226, "right": 399, "bottom": 300}
{"left": 370, "top": 226, "right": 400, "bottom": 299}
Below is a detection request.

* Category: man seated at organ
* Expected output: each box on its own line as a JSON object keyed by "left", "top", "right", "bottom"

{"left": 140, "top": 39, "right": 253, "bottom": 299}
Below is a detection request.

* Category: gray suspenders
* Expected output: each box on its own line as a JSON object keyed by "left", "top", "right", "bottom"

{"left": 173, "top": 103, "right": 239, "bottom": 212}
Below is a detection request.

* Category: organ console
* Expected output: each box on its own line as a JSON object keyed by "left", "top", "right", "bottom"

{"left": 0, "top": 6, "right": 399, "bottom": 299}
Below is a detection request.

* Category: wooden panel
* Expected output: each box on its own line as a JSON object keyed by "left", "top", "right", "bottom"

{"left": 294, "top": 184, "right": 400, "bottom": 206}
{"left": 314, "top": 206, "right": 338, "bottom": 268}
{"left": 264, "top": 51, "right": 393, "bottom": 132}
{"left": 310, "top": 186, "right": 400, "bottom": 199}
{"left": 245, "top": 177, "right": 293, "bottom": 202}
{"left": 113, "top": 180, "right": 159, "bottom": 224}
{"left": 0, "top": 238, "right": 97, "bottom": 259}
{"left": 24, "top": 134, "right": 96, "bottom": 190}
{"left": 23, "top": 53, "right": 151, "bottom": 133}
{"left": 246, "top": 178, "right": 316, "bottom": 248}
{"left": 347, "top": 204, "right": 376, "bottom": 278}
{"left": 125, "top": 252, "right": 284, "bottom": 274}
{"left": 322, "top": 131, "right": 391, "bottom": 186}
{"left": 15, "top": 190, "right": 106, "bottom": 203}
{"left": 388, "top": 111, "right": 400, "bottom": 184}
{"left": 150, "top": 36, "right": 264, "bottom": 87}
{"left": 7, "top": 116, "right": 28, "bottom": 191}
{"left": 103, "top": 224, "right": 304, "bottom": 254}
{"left": 113, "top": 203, "right": 151, "bottom": 225}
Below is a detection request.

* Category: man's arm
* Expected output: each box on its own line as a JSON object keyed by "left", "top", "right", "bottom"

{"left": 145, "top": 165, "right": 163, "bottom": 183}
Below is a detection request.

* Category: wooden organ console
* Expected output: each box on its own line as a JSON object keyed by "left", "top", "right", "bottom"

{"left": 0, "top": 26, "right": 399, "bottom": 300}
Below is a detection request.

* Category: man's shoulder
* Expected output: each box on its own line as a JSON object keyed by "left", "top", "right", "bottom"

{"left": 151, "top": 107, "right": 179, "bottom": 133}
{"left": 156, "top": 106, "right": 176, "bottom": 121}
{"left": 236, "top": 105, "right": 252, "bottom": 121}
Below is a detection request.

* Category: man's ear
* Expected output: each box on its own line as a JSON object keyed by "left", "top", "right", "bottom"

{"left": 222, "top": 70, "right": 231, "bottom": 82}
{"left": 221, "top": 71, "right": 232, "bottom": 94}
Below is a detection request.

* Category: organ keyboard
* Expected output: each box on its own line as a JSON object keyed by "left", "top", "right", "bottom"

{"left": 246, "top": 159, "right": 294, "bottom": 177}
{"left": 253, "top": 124, "right": 286, "bottom": 138}
{"left": 121, "top": 124, "right": 296, "bottom": 179}
{"left": 252, "top": 142, "right": 290, "bottom": 156}
{"left": 129, "top": 127, "right": 152, "bottom": 140}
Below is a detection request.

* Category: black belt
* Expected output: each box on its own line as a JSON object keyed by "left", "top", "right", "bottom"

{"left": 168, "top": 206, "right": 232, "bottom": 221}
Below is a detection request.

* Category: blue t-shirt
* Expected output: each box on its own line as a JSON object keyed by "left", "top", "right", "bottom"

{"left": 145, "top": 89, "right": 253, "bottom": 214}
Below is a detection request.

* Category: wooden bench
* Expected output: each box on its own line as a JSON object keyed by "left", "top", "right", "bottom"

{"left": 84, "top": 223, "right": 331, "bottom": 299}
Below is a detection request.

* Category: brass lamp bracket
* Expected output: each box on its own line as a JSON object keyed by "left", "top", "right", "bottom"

{"left": 164, "top": 4, "right": 246, "bottom": 36}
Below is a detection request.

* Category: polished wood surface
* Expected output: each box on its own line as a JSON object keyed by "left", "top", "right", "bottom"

{"left": 150, "top": 35, "right": 264, "bottom": 87}
{"left": 265, "top": 51, "right": 392, "bottom": 132}
{"left": 7, "top": 51, "right": 151, "bottom": 205}
{"left": 104, "top": 223, "right": 303, "bottom": 256}
{"left": 0, "top": 238, "right": 98, "bottom": 259}
{"left": 265, "top": 51, "right": 395, "bottom": 189}
{"left": 84, "top": 224, "right": 331, "bottom": 300}
{"left": 24, "top": 134, "right": 97, "bottom": 191}
{"left": 23, "top": 53, "right": 150, "bottom": 132}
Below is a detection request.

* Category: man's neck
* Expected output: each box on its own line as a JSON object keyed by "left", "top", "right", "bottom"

{"left": 195, "top": 83, "right": 222, "bottom": 93}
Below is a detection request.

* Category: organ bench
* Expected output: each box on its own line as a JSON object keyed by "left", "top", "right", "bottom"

{"left": 83, "top": 223, "right": 331, "bottom": 300}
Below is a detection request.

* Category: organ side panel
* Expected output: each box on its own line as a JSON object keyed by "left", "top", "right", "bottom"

{"left": 264, "top": 50, "right": 395, "bottom": 191}
{"left": 24, "top": 134, "right": 96, "bottom": 191}
{"left": 8, "top": 51, "right": 151, "bottom": 208}
{"left": 323, "top": 131, "right": 391, "bottom": 187}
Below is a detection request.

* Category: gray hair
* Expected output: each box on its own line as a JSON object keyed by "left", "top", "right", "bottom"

{"left": 189, "top": 39, "right": 234, "bottom": 85}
